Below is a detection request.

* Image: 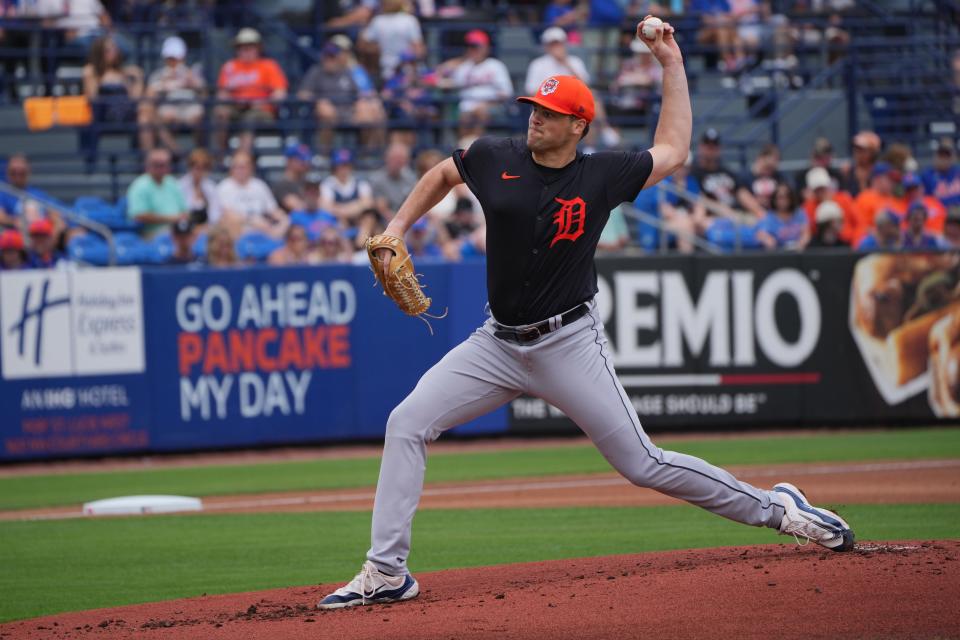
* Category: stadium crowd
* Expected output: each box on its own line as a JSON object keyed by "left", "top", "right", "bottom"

{"left": 0, "top": 0, "right": 958, "bottom": 269}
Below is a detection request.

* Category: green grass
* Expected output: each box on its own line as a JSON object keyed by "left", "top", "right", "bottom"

{"left": 1, "top": 503, "right": 957, "bottom": 623}
{"left": 2, "top": 428, "right": 959, "bottom": 511}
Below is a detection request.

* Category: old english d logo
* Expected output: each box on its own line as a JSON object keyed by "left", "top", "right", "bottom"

{"left": 550, "top": 197, "right": 586, "bottom": 247}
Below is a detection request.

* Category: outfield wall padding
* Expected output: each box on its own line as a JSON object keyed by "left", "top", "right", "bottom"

{"left": 1, "top": 251, "right": 956, "bottom": 460}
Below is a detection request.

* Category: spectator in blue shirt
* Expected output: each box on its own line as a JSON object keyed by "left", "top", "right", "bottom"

{"left": 921, "top": 138, "right": 960, "bottom": 208}
{"left": 407, "top": 216, "right": 444, "bottom": 260}
{"left": 756, "top": 183, "right": 810, "bottom": 250}
{"left": 290, "top": 176, "right": 338, "bottom": 243}
{"left": 0, "top": 154, "right": 62, "bottom": 232}
{"left": 901, "top": 201, "right": 943, "bottom": 250}
{"left": 857, "top": 209, "right": 902, "bottom": 251}
{"left": 633, "top": 156, "right": 700, "bottom": 253}
{"left": 26, "top": 219, "right": 67, "bottom": 269}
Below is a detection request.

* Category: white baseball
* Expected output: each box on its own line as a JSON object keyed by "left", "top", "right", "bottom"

{"left": 641, "top": 17, "right": 663, "bottom": 41}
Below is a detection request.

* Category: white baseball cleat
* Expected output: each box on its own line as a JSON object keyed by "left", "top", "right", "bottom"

{"left": 317, "top": 561, "right": 420, "bottom": 609}
{"left": 773, "top": 482, "right": 856, "bottom": 552}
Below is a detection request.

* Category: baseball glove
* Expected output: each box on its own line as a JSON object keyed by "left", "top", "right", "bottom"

{"left": 366, "top": 234, "right": 445, "bottom": 331}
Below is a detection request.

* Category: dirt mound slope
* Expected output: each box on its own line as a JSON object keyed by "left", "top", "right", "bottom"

{"left": 4, "top": 541, "right": 958, "bottom": 640}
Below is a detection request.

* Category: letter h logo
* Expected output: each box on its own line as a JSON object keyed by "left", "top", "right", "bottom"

{"left": 9, "top": 280, "right": 70, "bottom": 366}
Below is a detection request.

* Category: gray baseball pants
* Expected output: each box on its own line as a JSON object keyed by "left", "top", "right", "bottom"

{"left": 367, "top": 301, "right": 786, "bottom": 576}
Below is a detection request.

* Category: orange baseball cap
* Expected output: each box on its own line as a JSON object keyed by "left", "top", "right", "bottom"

{"left": 28, "top": 218, "right": 54, "bottom": 236}
{"left": 0, "top": 229, "right": 24, "bottom": 250}
{"left": 517, "top": 75, "right": 595, "bottom": 123}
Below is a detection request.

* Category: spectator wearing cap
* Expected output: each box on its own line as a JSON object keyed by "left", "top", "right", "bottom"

{"left": 290, "top": 176, "right": 337, "bottom": 243}
{"left": 856, "top": 209, "right": 902, "bottom": 252}
{"left": 406, "top": 216, "right": 444, "bottom": 260}
{"left": 297, "top": 40, "right": 386, "bottom": 148}
{"left": 127, "top": 148, "right": 189, "bottom": 239}
{"left": 330, "top": 34, "right": 378, "bottom": 97}
{"left": 26, "top": 219, "right": 67, "bottom": 269}
{"left": 901, "top": 202, "right": 943, "bottom": 249}
{"left": 268, "top": 223, "right": 316, "bottom": 266}
{"left": 853, "top": 162, "right": 899, "bottom": 244}
{"left": 755, "top": 183, "right": 810, "bottom": 250}
{"left": 690, "top": 128, "right": 766, "bottom": 236}
{"left": 167, "top": 218, "right": 201, "bottom": 266}
{"left": 435, "top": 30, "right": 513, "bottom": 138}
{"left": 216, "top": 151, "right": 288, "bottom": 239}
{"left": 609, "top": 38, "right": 663, "bottom": 116}
{"left": 381, "top": 50, "right": 440, "bottom": 146}
{"left": 801, "top": 166, "right": 857, "bottom": 245}
{"left": 272, "top": 143, "right": 314, "bottom": 213}
{"left": 0, "top": 229, "right": 27, "bottom": 271}
{"left": 794, "top": 137, "right": 843, "bottom": 194}
{"left": 523, "top": 28, "right": 621, "bottom": 149}
{"left": 899, "top": 172, "right": 946, "bottom": 233}
{"left": 943, "top": 206, "right": 960, "bottom": 248}
{"left": 369, "top": 142, "right": 417, "bottom": 219}
{"left": 808, "top": 200, "right": 846, "bottom": 249}
{"left": 320, "top": 149, "right": 375, "bottom": 227}
{"left": 0, "top": 153, "right": 63, "bottom": 232}
{"left": 359, "top": 0, "right": 425, "bottom": 82}
{"left": 840, "top": 130, "right": 882, "bottom": 196}
{"left": 143, "top": 36, "right": 206, "bottom": 155}
{"left": 524, "top": 28, "right": 590, "bottom": 97}
{"left": 178, "top": 148, "right": 221, "bottom": 226}
{"left": 214, "top": 29, "right": 289, "bottom": 157}
{"left": 920, "top": 138, "right": 960, "bottom": 209}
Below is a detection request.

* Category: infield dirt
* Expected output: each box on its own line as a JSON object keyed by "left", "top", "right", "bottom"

{"left": 3, "top": 541, "right": 958, "bottom": 640}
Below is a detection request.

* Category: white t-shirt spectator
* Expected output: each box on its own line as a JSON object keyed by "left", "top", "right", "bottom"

{"left": 56, "top": 0, "right": 105, "bottom": 35}
{"left": 216, "top": 177, "right": 279, "bottom": 225}
{"left": 362, "top": 12, "right": 423, "bottom": 78}
{"left": 524, "top": 54, "right": 590, "bottom": 95}
{"left": 451, "top": 57, "right": 513, "bottom": 113}
{"left": 320, "top": 174, "right": 373, "bottom": 206}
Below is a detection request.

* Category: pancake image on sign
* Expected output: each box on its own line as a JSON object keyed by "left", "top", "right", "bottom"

{"left": 849, "top": 253, "right": 960, "bottom": 405}
{"left": 928, "top": 308, "right": 960, "bottom": 417}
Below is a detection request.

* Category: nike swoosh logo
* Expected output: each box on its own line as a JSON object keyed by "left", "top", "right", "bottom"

{"left": 501, "top": 172, "right": 521, "bottom": 180}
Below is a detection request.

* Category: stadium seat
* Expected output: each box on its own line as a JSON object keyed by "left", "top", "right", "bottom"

{"left": 236, "top": 232, "right": 283, "bottom": 262}
{"left": 66, "top": 233, "right": 111, "bottom": 266}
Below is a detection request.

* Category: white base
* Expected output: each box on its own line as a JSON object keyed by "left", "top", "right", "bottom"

{"left": 82, "top": 495, "right": 203, "bottom": 516}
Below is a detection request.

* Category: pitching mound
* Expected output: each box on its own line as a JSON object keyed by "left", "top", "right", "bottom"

{"left": 5, "top": 541, "right": 958, "bottom": 640}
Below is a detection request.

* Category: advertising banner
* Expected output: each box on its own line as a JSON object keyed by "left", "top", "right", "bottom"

{"left": 0, "top": 262, "right": 505, "bottom": 461}
{"left": 510, "top": 251, "right": 960, "bottom": 431}
{"left": 3, "top": 252, "right": 957, "bottom": 460}
{"left": 0, "top": 268, "right": 152, "bottom": 458}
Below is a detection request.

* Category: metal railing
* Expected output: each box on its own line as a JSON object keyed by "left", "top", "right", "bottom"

{"left": 0, "top": 182, "right": 116, "bottom": 265}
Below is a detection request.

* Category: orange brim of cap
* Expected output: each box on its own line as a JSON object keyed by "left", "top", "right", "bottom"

{"left": 516, "top": 95, "right": 589, "bottom": 121}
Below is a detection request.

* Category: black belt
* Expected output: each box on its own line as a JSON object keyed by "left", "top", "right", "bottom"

{"left": 493, "top": 303, "right": 589, "bottom": 345}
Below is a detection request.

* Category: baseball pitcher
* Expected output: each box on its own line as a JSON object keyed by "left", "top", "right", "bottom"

{"left": 319, "top": 16, "right": 855, "bottom": 609}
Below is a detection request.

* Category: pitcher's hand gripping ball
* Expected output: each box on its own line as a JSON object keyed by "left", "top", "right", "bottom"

{"left": 640, "top": 17, "right": 663, "bottom": 41}
{"left": 366, "top": 234, "right": 446, "bottom": 331}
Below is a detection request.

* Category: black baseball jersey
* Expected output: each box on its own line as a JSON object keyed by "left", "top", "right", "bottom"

{"left": 453, "top": 136, "right": 653, "bottom": 325}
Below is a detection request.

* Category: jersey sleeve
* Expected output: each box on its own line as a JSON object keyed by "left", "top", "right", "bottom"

{"left": 594, "top": 150, "right": 654, "bottom": 205}
{"left": 452, "top": 136, "right": 497, "bottom": 199}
